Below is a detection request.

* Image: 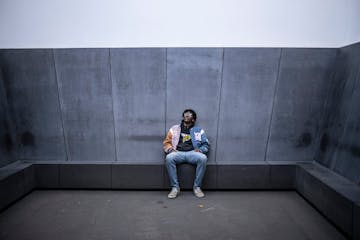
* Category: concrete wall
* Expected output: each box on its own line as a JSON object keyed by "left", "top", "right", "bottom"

{"left": 0, "top": 68, "right": 16, "bottom": 167}
{"left": 0, "top": 48, "right": 337, "bottom": 164}
{"left": 0, "top": 50, "right": 66, "bottom": 161}
{"left": 316, "top": 42, "right": 360, "bottom": 184}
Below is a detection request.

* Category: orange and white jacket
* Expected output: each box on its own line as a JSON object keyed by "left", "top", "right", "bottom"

{"left": 163, "top": 124, "right": 210, "bottom": 154}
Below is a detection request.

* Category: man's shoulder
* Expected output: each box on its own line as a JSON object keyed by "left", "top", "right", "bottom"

{"left": 169, "top": 125, "right": 180, "bottom": 131}
{"left": 191, "top": 126, "right": 205, "bottom": 132}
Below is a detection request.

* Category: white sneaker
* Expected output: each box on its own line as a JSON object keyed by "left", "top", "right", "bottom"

{"left": 193, "top": 187, "right": 205, "bottom": 198}
{"left": 167, "top": 187, "right": 180, "bottom": 199}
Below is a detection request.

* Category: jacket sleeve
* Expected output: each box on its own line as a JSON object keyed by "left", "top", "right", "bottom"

{"left": 163, "top": 130, "right": 173, "bottom": 153}
{"left": 199, "top": 130, "right": 210, "bottom": 154}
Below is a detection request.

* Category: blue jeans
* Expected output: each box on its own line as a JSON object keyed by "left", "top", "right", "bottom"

{"left": 165, "top": 150, "right": 207, "bottom": 189}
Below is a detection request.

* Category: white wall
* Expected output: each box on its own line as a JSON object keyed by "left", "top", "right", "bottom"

{"left": 0, "top": 0, "right": 359, "bottom": 48}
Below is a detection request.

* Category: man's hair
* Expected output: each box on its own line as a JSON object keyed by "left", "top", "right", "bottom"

{"left": 182, "top": 109, "right": 197, "bottom": 121}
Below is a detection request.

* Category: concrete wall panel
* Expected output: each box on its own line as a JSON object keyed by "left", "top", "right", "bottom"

{"left": 54, "top": 49, "right": 115, "bottom": 161}
{"left": 332, "top": 44, "right": 360, "bottom": 184}
{"left": 267, "top": 49, "right": 337, "bottom": 162}
{"left": 217, "top": 48, "right": 280, "bottom": 162}
{"left": 166, "top": 48, "right": 223, "bottom": 163}
{"left": 0, "top": 68, "right": 16, "bottom": 167}
{"left": 315, "top": 58, "right": 346, "bottom": 167}
{"left": 110, "top": 49, "right": 166, "bottom": 163}
{"left": 315, "top": 42, "right": 360, "bottom": 184}
{"left": 316, "top": 47, "right": 358, "bottom": 168}
{"left": 0, "top": 50, "right": 65, "bottom": 160}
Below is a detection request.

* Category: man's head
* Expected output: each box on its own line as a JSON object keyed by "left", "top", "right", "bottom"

{"left": 182, "top": 109, "right": 197, "bottom": 124}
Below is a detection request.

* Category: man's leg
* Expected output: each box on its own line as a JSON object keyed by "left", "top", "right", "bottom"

{"left": 186, "top": 151, "right": 207, "bottom": 188}
{"left": 165, "top": 151, "right": 185, "bottom": 189}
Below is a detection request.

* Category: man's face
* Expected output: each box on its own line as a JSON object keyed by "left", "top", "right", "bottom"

{"left": 183, "top": 112, "right": 194, "bottom": 124}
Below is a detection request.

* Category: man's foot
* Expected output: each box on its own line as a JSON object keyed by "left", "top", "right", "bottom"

{"left": 167, "top": 187, "right": 180, "bottom": 199}
{"left": 193, "top": 187, "right": 205, "bottom": 198}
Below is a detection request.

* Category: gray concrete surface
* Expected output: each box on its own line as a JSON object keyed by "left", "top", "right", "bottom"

{"left": 0, "top": 190, "right": 346, "bottom": 240}
{"left": 166, "top": 48, "right": 223, "bottom": 163}
{"left": 111, "top": 49, "right": 166, "bottom": 163}
{"left": 315, "top": 42, "right": 360, "bottom": 184}
{"left": 0, "top": 50, "right": 66, "bottom": 161}
{"left": 0, "top": 162, "right": 34, "bottom": 210}
{"left": 331, "top": 43, "right": 360, "bottom": 184}
{"left": 267, "top": 48, "right": 337, "bottom": 162}
{"left": 0, "top": 68, "right": 16, "bottom": 167}
{"left": 53, "top": 49, "right": 115, "bottom": 161}
{"left": 217, "top": 48, "right": 280, "bottom": 163}
{"left": 296, "top": 163, "right": 357, "bottom": 236}
{"left": 0, "top": 45, "right": 359, "bottom": 186}
{"left": 0, "top": 47, "right": 336, "bottom": 165}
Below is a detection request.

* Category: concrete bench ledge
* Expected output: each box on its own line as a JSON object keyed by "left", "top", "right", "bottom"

{"left": 0, "top": 162, "right": 35, "bottom": 212}
{"left": 28, "top": 161, "right": 297, "bottom": 190}
{"left": 298, "top": 163, "right": 360, "bottom": 202}
{"left": 1, "top": 161, "right": 359, "bottom": 239}
{"left": 295, "top": 162, "right": 360, "bottom": 239}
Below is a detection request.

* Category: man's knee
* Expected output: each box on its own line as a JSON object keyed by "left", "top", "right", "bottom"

{"left": 196, "top": 153, "right": 207, "bottom": 164}
{"left": 165, "top": 152, "right": 178, "bottom": 163}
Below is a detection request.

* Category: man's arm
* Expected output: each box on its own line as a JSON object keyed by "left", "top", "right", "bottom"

{"left": 163, "top": 130, "right": 174, "bottom": 153}
{"left": 199, "top": 130, "right": 210, "bottom": 154}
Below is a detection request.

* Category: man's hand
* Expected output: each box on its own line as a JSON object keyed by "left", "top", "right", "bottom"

{"left": 194, "top": 149, "right": 202, "bottom": 153}
{"left": 168, "top": 148, "right": 177, "bottom": 153}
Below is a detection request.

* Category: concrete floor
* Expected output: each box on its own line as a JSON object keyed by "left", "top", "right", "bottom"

{"left": 0, "top": 190, "right": 346, "bottom": 240}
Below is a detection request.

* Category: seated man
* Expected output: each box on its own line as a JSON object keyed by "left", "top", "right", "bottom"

{"left": 163, "top": 109, "right": 210, "bottom": 199}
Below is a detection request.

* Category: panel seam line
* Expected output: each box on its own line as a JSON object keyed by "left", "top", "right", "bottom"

{"left": 214, "top": 48, "right": 225, "bottom": 164}
{"left": 108, "top": 49, "right": 118, "bottom": 162}
{"left": 52, "top": 49, "right": 70, "bottom": 161}
{"left": 264, "top": 48, "right": 282, "bottom": 163}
